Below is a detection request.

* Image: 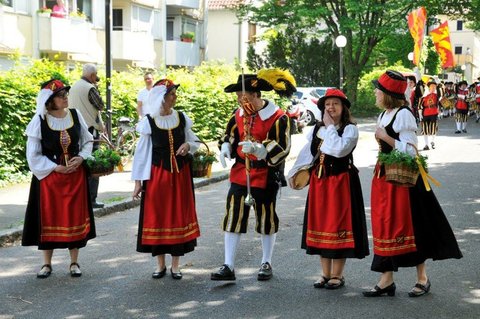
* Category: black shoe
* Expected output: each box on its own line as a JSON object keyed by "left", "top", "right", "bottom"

{"left": 476, "top": 118, "right": 479, "bottom": 123}
{"left": 454, "top": 130, "right": 461, "bottom": 134}
{"left": 257, "top": 262, "right": 273, "bottom": 281}
{"left": 152, "top": 267, "right": 167, "bottom": 279}
{"left": 363, "top": 282, "right": 396, "bottom": 297}
{"left": 36, "top": 264, "right": 52, "bottom": 279}
{"left": 423, "top": 145, "right": 429, "bottom": 151}
{"left": 325, "top": 276, "right": 345, "bottom": 290}
{"left": 462, "top": 129, "right": 467, "bottom": 133}
{"left": 211, "top": 264, "right": 236, "bottom": 281}
{"left": 431, "top": 142, "right": 435, "bottom": 149}
{"left": 313, "top": 276, "right": 330, "bottom": 289}
{"left": 408, "top": 279, "right": 431, "bottom": 297}
{"left": 92, "top": 202, "right": 104, "bottom": 209}
{"left": 170, "top": 268, "right": 183, "bottom": 280}
{"left": 69, "top": 262, "right": 82, "bottom": 277}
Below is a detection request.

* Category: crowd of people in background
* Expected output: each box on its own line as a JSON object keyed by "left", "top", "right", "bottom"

{"left": 407, "top": 75, "right": 480, "bottom": 150}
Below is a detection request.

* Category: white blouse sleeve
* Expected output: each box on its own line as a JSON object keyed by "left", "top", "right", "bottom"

{"left": 318, "top": 124, "right": 358, "bottom": 158}
{"left": 131, "top": 117, "right": 153, "bottom": 181}
{"left": 392, "top": 109, "right": 418, "bottom": 156}
{"left": 25, "top": 116, "right": 57, "bottom": 180}
{"left": 183, "top": 112, "right": 200, "bottom": 154}
{"left": 287, "top": 127, "right": 314, "bottom": 178}
{"left": 76, "top": 111, "right": 94, "bottom": 159}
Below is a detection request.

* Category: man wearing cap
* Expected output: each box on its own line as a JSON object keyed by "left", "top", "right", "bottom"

{"left": 211, "top": 69, "right": 296, "bottom": 281}
{"left": 454, "top": 80, "right": 469, "bottom": 133}
{"left": 418, "top": 79, "right": 441, "bottom": 150}
{"left": 69, "top": 64, "right": 106, "bottom": 208}
{"left": 442, "top": 82, "right": 455, "bottom": 118}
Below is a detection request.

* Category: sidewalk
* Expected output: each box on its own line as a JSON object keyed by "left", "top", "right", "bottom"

{"left": 0, "top": 132, "right": 310, "bottom": 247}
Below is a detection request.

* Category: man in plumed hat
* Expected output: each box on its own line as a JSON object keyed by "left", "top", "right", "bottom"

{"left": 418, "top": 79, "right": 441, "bottom": 150}
{"left": 211, "top": 69, "right": 296, "bottom": 281}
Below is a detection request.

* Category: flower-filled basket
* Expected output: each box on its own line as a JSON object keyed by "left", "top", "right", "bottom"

{"left": 377, "top": 145, "right": 428, "bottom": 187}
{"left": 85, "top": 140, "right": 122, "bottom": 178}
{"left": 192, "top": 140, "right": 217, "bottom": 178}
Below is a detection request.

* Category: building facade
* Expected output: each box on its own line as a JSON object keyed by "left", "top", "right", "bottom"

{"left": 0, "top": 0, "right": 207, "bottom": 71}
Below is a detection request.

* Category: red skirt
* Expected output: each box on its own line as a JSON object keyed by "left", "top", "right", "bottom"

{"left": 371, "top": 175, "right": 417, "bottom": 256}
{"left": 141, "top": 164, "right": 200, "bottom": 246}
{"left": 39, "top": 168, "right": 91, "bottom": 243}
{"left": 305, "top": 171, "right": 355, "bottom": 250}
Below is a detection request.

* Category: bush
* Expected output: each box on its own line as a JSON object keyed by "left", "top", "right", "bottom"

{"left": 1, "top": 58, "right": 285, "bottom": 185}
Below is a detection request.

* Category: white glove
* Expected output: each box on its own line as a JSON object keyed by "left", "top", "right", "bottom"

{"left": 239, "top": 141, "right": 267, "bottom": 160}
{"left": 219, "top": 143, "right": 232, "bottom": 168}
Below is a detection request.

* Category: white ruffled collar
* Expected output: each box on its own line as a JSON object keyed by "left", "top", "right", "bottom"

{"left": 45, "top": 110, "right": 74, "bottom": 131}
{"left": 153, "top": 109, "right": 180, "bottom": 129}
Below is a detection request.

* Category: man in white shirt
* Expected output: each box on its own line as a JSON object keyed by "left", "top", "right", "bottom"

{"left": 136, "top": 72, "right": 154, "bottom": 118}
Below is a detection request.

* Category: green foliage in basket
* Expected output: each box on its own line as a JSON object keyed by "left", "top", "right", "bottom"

{"left": 192, "top": 148, "right": 217, "bottom": 170}
{"left": 85, "top": 148, "right": 121, "bottom": 172}
{"left": 378, "top": 149, "right": 428, "bottom": 172}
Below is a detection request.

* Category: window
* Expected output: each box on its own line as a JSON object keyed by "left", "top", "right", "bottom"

{"left": 132, "top": 5, "right": 152, "bottom": 33}
{"left": 3, "top": 0, "right": 13, "bottom": 7}
{"left": 77, "top": 0, "right": 91, "bottom": 21}
{"left": 454, "top": 46, "right": 462, "bottom": 55}
{"left": 113, "top": 9, "right": 123, "bottom": 31}
{"left": 152, "top": 10, "right": 162, "bottom": 40}
{"left": 457, "top": 20, "right": 463, "bottom": 31}
{"left": 166, "top": 19, "right": 174, "bottom": 40}
{"left": 4, "top": 0, "right": 29, "bottom": 13}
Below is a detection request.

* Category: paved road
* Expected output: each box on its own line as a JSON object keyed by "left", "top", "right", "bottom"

{"left": 0, "top": 116, "right": 479, "bottom": 318}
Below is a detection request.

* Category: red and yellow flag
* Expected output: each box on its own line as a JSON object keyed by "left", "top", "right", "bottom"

{"left": 430, "top": 21, "right": 455, "bottom": 68}
{"left": 407, "top": 7, "right": 427, "bottom": 65}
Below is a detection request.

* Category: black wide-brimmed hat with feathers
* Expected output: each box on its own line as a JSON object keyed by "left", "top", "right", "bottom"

{"left": 224, "top": 69, "right": 297, "bottom": 98}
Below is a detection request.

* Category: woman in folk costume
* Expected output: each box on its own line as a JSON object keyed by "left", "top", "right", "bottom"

{"left": 211, "top": 69, "right": 296, "bottom": 281}
{"left": 454, "top": 80, "right": 469, "bottom": 134}
{"left": 364, "top": 70, "right": 462, "bottom": 298}
{"left": 132, "top": 79, "right": 200, "bottom": 280}
{"left": 287, "top": 89, "right": 369, "bottom": 290}
{"left": 475, "top": 77, "right": 480, "bottom": 123}
{"left": 418, "top": 79, "right": 441, "bottom": 150}
{"left": 22, "top": 79, "right": 95, "bottom": 278}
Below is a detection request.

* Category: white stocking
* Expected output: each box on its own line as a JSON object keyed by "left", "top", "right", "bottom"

{"left": 261, "top": 234, "right": 277, "bottom": 264}
{"left": 224, "top": 232, "right": 241, "bottom": 269}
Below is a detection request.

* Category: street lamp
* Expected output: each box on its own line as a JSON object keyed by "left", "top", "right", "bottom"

{"left": 461, "top": 64, "right": 466, "bottom": 80}
{"left": 335, "top": 35, "right": 347, "bottom": 90}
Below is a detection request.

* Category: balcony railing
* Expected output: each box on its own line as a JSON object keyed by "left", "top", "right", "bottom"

{"left": 166, "top": 0, "right": 200, "bottom": 9}
{"left": 166, "top": 40, "right": 199, "bottom": 66}
{"left": 112, "top": 30, "right": 156, "bottom": 63}
{"left": 38, "top": 16, "right": 92, "bottom": 54}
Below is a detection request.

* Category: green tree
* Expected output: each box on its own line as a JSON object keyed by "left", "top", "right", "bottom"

{"left": 241, "top": 0, "right": 469, "bottom": 104}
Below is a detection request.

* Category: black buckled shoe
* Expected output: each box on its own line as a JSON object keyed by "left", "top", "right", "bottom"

{"left": 171, "top": 268, "right": 183, "bottom": 280}
{"left": 325, "top": 276, "right": 345, "bottom": 290}
{"left": 408, "top": 279, "right": 431, "bottom": 297}
{"left": 69, "top": 262, "right": 82, "bottom": 277}
{"left": 92, "top": 202, "right": 105, "bottom": 209}
{"left": 363, "top": 282, "right": 396, "bottom": 297}
{"left": 313, "top": 276, "right": 330, "bottom": 289}
{"left": 152, "top": 267, "right": 167, "bottom": 279}
{"left": 257, "top": 262, "right": 273, "bottom": 281}
{"left": 211, "top": 264, "right": 236, "bottom": 281}
{"left": 37, "top": 264, "right": 52, "bottom": 279}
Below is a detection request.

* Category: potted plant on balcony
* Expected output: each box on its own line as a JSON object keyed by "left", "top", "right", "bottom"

{"left": 69, "top": 10, "right": 87, "bottom": 21}
{"left": 180, "top": 32, "right": 195, "bottom": 43}
{"left": 37, "top": 7, "right": 52, "bottom": 17}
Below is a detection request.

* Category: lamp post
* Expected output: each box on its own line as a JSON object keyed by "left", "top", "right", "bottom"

{"left": 461, "top": 64, "right": 466, "bottom": 80}
{"left": 335, "top": 35, "right": 347, "bottom": 90}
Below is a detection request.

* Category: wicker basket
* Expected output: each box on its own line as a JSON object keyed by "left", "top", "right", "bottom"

{"left": 191, "top": 140, "right": 214, "bottom": 178}
{"left": 384, "top": 163, "right": 419, "bottom": 187}
{"left": 383, "top": 143, "right": 420, "bottom": 187}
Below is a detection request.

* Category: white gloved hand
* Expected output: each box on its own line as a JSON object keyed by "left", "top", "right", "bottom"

{"left": 239, "top": 141, "right": 255, "bottom": 154}
{"left": 239, "top": 141, "right": 267, "bottom": 160}
{"left": 219, "top": 142, "right": 232, "bottom": 168}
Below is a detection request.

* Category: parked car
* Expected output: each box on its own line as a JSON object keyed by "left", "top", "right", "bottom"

{"left": 291, "top": 87, "right": 334, "bottom": 125}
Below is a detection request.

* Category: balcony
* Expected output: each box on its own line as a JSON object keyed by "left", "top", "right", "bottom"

{"left": 166, "top": 0, "right": 200, "bottom": 9}
{"left": 38, "top": 16, "right": 92, "bottom": 54}
{"left": 112, "top": 30, "right": 156, "bottom": 65}
{"left": 166, "top": 40, "right": 199, "bottom": 66}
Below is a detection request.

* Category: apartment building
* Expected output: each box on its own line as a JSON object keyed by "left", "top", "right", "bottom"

{"left": 0, "top": 0, "right": 207, "bottom": 71}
